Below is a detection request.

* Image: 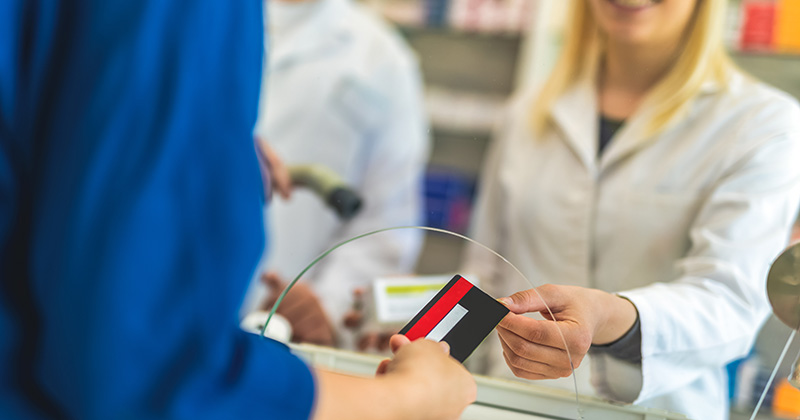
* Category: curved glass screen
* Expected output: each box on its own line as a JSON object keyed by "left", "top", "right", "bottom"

{"left": 258, "top": 226, "right": 585, "bottom": 419}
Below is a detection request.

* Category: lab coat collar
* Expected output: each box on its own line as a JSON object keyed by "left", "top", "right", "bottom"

{"left": 600, "top": 78, "right": 725, "bottom": 171}
{"left": 550, "top": 76, "right": 723, "bottom": 175}
{"left": 267, "top": 0, "right": 353, "bottom": 71}
{"left": 550, "top": 78, "right": 600, "bottom": 174}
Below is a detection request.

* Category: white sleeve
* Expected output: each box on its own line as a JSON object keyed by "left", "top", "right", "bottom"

{"left": 602, "top": 118, "right": 800, "bottom": 403}
{"left": 311, "top": 55, "right": 430, "bottom": 326}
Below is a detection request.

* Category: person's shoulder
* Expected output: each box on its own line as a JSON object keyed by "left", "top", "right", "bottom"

{"left": 701, "top": 70, "right": 800, "bottom": 167}
{"left": 716, "top": 71, "right": 800, "bottom": 134}
{"left": 343, "top": 2, "right": 418, "bottom": 69}
{"left": 689, "top": 70, "right": 800, "bottom": 157}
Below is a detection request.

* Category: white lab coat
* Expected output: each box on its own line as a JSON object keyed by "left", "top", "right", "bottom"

{"left": 242, "top": 0, "right": 430, "bottom": 327}
{"left": 466, "top": 71, "right": 800, "bottom": 420}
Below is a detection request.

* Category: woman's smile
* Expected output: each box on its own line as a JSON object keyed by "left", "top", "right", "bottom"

{"left": 606, "top": 0, "right": 663, "bottom": 12}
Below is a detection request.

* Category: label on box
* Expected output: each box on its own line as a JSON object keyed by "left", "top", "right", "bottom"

{"left": 373, "top": 275, "right": 455, "bottom": 324}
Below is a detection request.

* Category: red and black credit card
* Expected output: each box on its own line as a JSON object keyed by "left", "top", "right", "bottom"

{"left": 398, "top": 274, "right": 509, "bottom": 363}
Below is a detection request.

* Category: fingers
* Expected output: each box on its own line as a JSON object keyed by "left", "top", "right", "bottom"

{"left": 501, "top": 351, "right": 557, "bottom": 381}
{"left": 387, "top": 334, "right": 449, "bottom": 357}
{"left": 376, "top": 359, "right": 391, "bottom": 376}
{"left": 498, "top": 313, "right": 572, "bottom": 350}
{"left": 256, "top": 138, "right": 293, "bottom": 199}
{"left": 497, "top": 327, "right": 572, "bottom": 366}
{"left": 389, "top": 335, "right": 451, "bottom": 355}
{"left": 496, "top": 312, "right": 591, "bottom": 380}
{"left": 498, "top": 332, "right": 575, "bottom": 379}
{"left": 261, "top": 272, "right": 285, "bottom": 294}
{"left": 499, "top": 286, "right": 558, "bottom": 315}
{"left": 389, "top": 334, "right": 410, "bottom": 354}
{"left": 258, "top": 272, "right": 286, "bottom": 310}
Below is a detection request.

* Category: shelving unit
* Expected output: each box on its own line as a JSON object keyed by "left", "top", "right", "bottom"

{"left": 731, "top": 51, "right": 800, "bottom": 99}
{"left": 399, "top": 23, "right": 528, "bottom": 274}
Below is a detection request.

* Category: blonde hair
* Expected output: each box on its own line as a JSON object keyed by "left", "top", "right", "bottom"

{"left": 531, "top": 0, "right": 736, "bottom": 137}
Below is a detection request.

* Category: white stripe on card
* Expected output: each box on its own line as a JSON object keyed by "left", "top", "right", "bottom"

{"left": 425, "top": 304, "right": 468, "bottom": 342}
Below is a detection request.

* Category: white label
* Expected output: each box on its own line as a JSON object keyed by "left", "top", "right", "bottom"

{"left": 373, "top": 275, "right": 452, "bottom": 324}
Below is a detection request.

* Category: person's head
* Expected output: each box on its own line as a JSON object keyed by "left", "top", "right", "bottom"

{"left": 531, "top": 0, "right": 735, "bottom": 136}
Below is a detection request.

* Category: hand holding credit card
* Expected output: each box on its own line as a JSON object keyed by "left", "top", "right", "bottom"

{"left": 398, "top": 274, "right": 509, "bottom": 362}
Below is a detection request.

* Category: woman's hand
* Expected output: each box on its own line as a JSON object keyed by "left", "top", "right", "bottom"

{"left": 497, "top": 284, "right": 637, "bottom": 380}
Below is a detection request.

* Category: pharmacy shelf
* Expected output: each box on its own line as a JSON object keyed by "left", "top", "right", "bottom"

{"left": 400, "top": 26, "right": 523, "bottom": 95}
{"left": 731, "top": 52, "right": 800, "bottom": 101}
{"left": 731, "top": 50, "right": 800, "bottom": 60}
{"left": 431, "top": 125, "right": 493, "bottom": 140}
{"left": 428, "top": 130, "right": 490, "bottom": 175}
{"left": 396, "top": 14, "right": 526, "bottom": 275}
{"left": 398, "top": 23, "right": 525, "bottom": 39}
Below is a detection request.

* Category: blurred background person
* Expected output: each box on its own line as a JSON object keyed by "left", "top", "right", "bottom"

{"left": 241, "top": 0, "right": 430, "bottom": 347}
{"left": 464, "top": 0, "right": 800, "bottom": 419}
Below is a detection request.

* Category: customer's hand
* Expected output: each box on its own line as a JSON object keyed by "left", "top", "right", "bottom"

{"left": 261, "top": 272, "right": 335, "bottom": 346}
{"left": 497, "top": 284, "right": 637, "bottom": 380}
{"left": 255, "top": 136, "right": 293, "bottom": 200}
{"left": 376, "top": 335, "right": 476, "bottom": 419}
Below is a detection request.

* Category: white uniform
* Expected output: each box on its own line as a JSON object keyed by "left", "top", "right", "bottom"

{"left": 468, "top": 72, "right": 800, "bottom": 420}
{"left": 243, "top": 0, "right": 429, "bottom": 326}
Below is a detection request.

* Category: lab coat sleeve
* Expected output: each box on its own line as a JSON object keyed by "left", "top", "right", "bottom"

{"left": 0, "top": 2, "right": 315, "bottom": 419}
{"left": 604, "top": 103, "right": 800, "bottom": 403}
{"left": 312, "top": 52, "right": 430, "bottom": 326}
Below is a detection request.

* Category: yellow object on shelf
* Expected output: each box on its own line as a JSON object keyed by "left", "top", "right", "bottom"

{"left": 772, "top": 378, "right": 800, "bottom": 418}
{"left": 775, "top": 0, "right": 800, "bottom": 53}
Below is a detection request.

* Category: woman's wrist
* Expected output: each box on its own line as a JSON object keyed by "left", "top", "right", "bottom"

{"left": 592, "top": 291, "right": 639, "bottom": 345}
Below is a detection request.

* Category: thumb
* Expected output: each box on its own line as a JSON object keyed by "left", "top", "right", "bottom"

{"left": 389, "top": 334, "right": 411, "bottom": 354}
{"left": 499, "top": 287, "right": 552, "bottom": 314}
{"left": 262, "top": 272, "right": 285, "bottom": 293}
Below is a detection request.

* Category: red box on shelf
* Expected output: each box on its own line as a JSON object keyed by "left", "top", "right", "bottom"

{"left": 740, "top": 1, "right": 776, "bottom": 51}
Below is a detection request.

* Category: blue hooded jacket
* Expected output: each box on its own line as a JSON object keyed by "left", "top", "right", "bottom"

{"left": 0, "top": 1, "right": 314, "bottom": 418}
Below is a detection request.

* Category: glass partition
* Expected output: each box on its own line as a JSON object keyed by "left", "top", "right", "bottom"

{"left": 256, "top": 226, "right": 585, "bottom": 419}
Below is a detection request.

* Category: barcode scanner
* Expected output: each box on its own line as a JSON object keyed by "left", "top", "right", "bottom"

{"left": 289, "top": 164, "right": 363, "bottom": 220}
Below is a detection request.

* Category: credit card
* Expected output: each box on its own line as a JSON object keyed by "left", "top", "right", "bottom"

{"left": 398, "top": 274, "right": 509, "bottom": 363}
